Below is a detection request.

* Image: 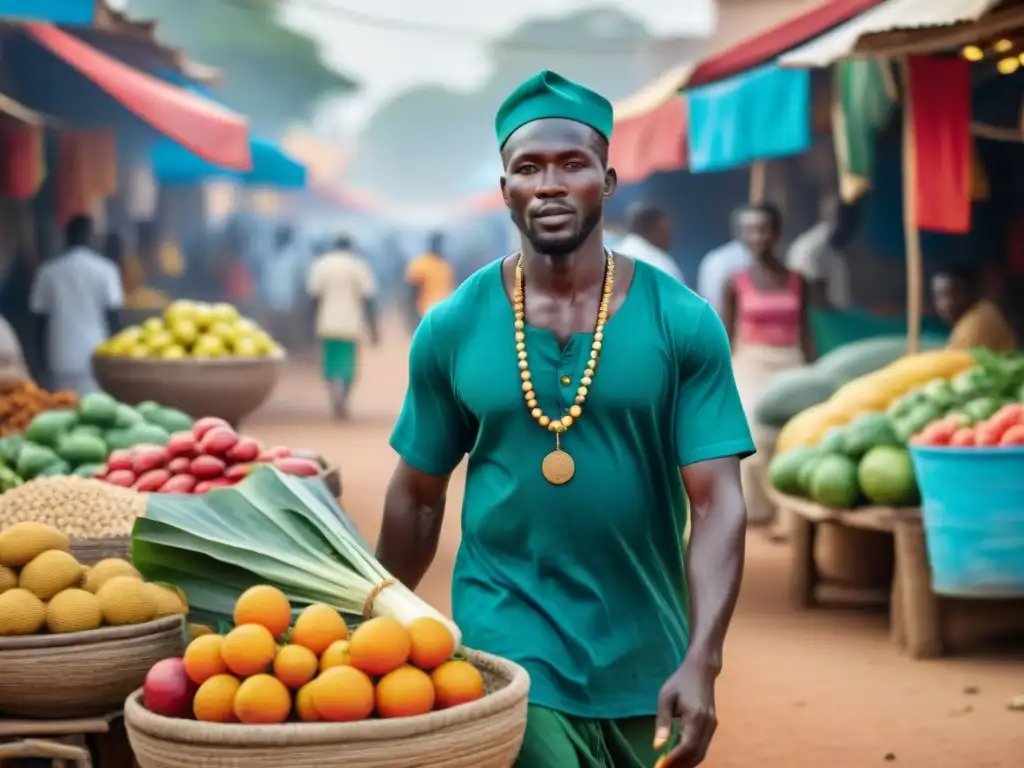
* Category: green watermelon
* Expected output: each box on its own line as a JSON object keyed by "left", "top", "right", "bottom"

{"left": 858, "top": 446, "right": 919, "bottom": 507}
{"left": 809, "top": 454, "right": 860, "bottom": 509}
{"left": 768, "top": 447, "right": 822, "bottom": 495}
{"left": 843, "top": 412, "right": 900, "bottom": 459}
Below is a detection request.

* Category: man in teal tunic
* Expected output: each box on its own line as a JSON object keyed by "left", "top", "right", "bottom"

{"left": 378, "top": 70, "right": 754, "bottom": 768}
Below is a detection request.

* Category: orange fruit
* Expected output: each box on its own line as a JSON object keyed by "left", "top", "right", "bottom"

{"left": 407, "top": 617, "right": 455, "bottom": 671}
{"left": 183, "top": 634, "right": 228, "bottom": 685}
{"left": 375, "top": 665, "right": 436, "bottom": 719}
{"left": 273, "top": 644, "right": 318, "bottom": 690}
{"left": 291, "top": 604, "right": 349, "bottom": 655}
{"left": 234, "top": 674, "right": 292, "bottom": 724}
{"left": 431, "top": 660, "right": 485, "bottom": 709}
{"left": 319, "top": 640, "right": 351, "bottom": 672}
{"left": 295, "top": 683, "right": 320, "bottom": 722}
{"left": 234, "top": 585, "right": 292, "bottom": 638}
{"left": 348, "top": 617, "right": 411, "bottom": 677}
{"left": 221, "top": 624, "right": 277, "bottom": 677}
{"left": 193, "top": 673, "right": 241, "bottom": 722}
{"left": 311, "top": 665, "right": 375, "bottom": 722}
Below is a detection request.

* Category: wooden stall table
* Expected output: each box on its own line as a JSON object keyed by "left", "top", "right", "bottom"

{"left": 0, "top": 710, "right": 137, "bottom": 768}
{"left": 769, "top": 488, "right": 1024, "bottom": 659}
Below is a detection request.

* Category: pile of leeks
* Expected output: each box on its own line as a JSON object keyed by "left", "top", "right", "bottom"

{"left": 132, "top": 466, "right": 461, "bottom": 644}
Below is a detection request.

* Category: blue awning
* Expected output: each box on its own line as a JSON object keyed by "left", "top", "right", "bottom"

{"left": 0, "top": 0, "right": 93, "bottom": 24}
{"left": 151, "top": 135, "right": 306, "bottom": 188}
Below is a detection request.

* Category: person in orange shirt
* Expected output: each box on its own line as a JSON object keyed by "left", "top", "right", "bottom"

{"left": 405, "top": 232, "right": 455, "bottom": 328}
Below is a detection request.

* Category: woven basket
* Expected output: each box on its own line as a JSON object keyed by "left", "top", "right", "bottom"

{"left": 126, "top": 649, "right": 530, "bottom": 768}
{"left": 0, "top": 615, "right": 186, "bottom": 719}
{"left": 70, "top": 535, "right": 133, "bottom": 565}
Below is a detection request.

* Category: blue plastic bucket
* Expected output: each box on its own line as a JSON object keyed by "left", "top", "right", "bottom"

{"left": 910, "top": 446, "right": 1024, "bottom": 597}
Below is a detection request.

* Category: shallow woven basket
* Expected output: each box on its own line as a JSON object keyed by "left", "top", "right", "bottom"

{"left": 71, "top": 535, "right": 133, "bottom": 565}
{"left": 0, "top": 615, "right": 186, "bottom": 719}
{"left": 126, "top": 649, "right": 530, "bottom": 768}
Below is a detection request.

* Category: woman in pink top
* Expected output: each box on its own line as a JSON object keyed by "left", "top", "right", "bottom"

{"left": 722, "top": 203, "right": 815, "bottom": 525}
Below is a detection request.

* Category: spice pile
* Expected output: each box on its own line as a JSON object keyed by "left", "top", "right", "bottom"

{"left": 0, "top": 381, "right": 77, "bottom": 437}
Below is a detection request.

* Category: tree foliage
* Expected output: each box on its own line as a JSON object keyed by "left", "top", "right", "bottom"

{"left": 348, "top": 6, "right": 650, "bottom": 203}
{"left": 129, "top": 0, "right": 357, "bottom": 133}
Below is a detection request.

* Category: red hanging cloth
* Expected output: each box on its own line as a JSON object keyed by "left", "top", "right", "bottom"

{"left": 907, "top": 56, "right": 972, "bottom": 234}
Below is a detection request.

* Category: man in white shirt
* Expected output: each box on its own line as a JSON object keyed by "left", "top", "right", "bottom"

{"left": 696, "top": 209, "right": 753, "bottom": 316}
{"left": 30, "top": 216, "right": 123, "bottom": 394}
{"left": 615, "top": 202, "right": 685, "bottom": 283}
{"left": 307, "top": 234, "right": 379, "bottom": 419}
{"left": 785, "top": 197, "right": 852, "bottom": 309}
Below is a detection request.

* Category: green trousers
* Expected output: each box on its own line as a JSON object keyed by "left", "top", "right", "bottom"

{"left": 516, "top": 705, "right": 672, "bottom": 767}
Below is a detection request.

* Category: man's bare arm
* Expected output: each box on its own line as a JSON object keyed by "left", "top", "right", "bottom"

{"left": 375, "top": 459, "right": 453, "bottom": 591}
{"left": 680, "top": 455, "right": 747, "bottom": 672}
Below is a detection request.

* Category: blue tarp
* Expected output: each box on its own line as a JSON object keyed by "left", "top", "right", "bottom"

{"left": 0, "top": 0, "right": 92, "bottom": 23}
{"left": 687, "top": 62, "right": 811, "bottom": 173}
{"left": 151, "top": 136, "right": 306, "bottom": 188}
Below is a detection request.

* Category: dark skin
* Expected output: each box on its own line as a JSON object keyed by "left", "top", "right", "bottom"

{"left": 377, "top": 118, "right": 746, "bottom": 768}
{"left": 931, "top": 273, "right": 977, "bottom": 327}
{"left": 722, "top": 208, "right": 816, "bottom": 363}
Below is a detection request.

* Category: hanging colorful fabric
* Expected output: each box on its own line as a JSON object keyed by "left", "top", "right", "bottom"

{"left": 907, "top": 56, "right": 972, "bottom": 234}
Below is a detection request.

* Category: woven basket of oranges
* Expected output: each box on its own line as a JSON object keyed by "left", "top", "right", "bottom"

{"left": 124, "top": 647, "right": 529, "bottom": 768}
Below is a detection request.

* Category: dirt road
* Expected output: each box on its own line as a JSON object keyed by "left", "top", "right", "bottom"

{"left": 250, "top": 327, "right": 1023, "bottom": 768}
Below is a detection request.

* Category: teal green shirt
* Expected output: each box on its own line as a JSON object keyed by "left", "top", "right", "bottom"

{"left": 390, "top": 259, "right": 754, "bottom": 719}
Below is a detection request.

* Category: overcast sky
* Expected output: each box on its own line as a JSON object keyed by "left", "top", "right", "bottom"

{"left": 279, "top": 0, "right": 715, "bottom": 134}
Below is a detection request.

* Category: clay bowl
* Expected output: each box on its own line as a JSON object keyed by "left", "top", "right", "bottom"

{"left": 92, "top": 353, "right": 284, "bottom": 427}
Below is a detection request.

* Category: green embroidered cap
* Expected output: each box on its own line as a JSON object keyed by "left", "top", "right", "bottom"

{"left": 495, "top": 70, "right": 614, "bottom": 149}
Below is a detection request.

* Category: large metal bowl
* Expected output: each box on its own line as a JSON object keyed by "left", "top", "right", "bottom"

{"left": 92, "top": 353, "right": 284, "bottom": 427}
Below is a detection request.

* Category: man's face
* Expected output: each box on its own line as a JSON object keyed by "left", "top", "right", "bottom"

{"left": 501, "top": 119, "right": 615, "bottom": 259}
{"left": 932, "top": 274, "right": 973, "bottom": 324}
{"left": 738, "top": 210, "right": 777, "bottom": 257}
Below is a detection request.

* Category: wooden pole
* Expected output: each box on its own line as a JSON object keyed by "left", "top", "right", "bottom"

{"left": 900, "top": 59, "right": 923, "bottom": 354}
{"left": 749, "top": 160, "right": 766, "bottom": 203}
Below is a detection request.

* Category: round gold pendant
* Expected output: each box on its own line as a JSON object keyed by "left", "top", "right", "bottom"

{"left": 542, "top": 450, "right": 575, "bottom": 485}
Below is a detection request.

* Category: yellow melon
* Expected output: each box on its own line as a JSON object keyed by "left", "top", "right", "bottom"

{"left": 47, "top": 589, "right": 103, "bottom": 633}
{"left": 0, "top": 522, "right": 69, "bottom": 567}
{"left": 84, "top": 558, "right": 140, "bottom": 594}
{"left": 96, "top": 576, "right": 157, "bottom": 626}
{"left": 0, "top": 588, "right": 45, "bottom": 635}
{"left": 18, "top": 550, "right": 83, "bottom": 600}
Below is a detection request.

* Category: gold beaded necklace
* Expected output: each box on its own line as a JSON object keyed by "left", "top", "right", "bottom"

{"left": 514, "top": 249, "right": 614, "bottom": 485}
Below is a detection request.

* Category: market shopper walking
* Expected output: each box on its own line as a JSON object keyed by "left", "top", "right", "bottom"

{"left": 721, "top": 204, "right": 814, "bottom": 526}
{"left": 29, "top": 215, "right": 123, "bottom": 394}
{"left": 307, "top": 234, "right": 380, "bottom": 420}
{"left": 377, "top": 70, "right": 753, "bottom": 768}
{"left": 405, "top": 232, "right": 455, "bottom": 329}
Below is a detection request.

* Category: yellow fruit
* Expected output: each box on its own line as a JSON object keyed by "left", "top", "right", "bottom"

{"left": 142, "top": 317, "right": 165, "bottom": 336}
{"left": 0, "top": 565, "right": 17, "bottom": 593}
{"left": 192, "top": 334, "right": 226, "bottom": 358}
{"left": 348, "top": 617, "right": 411, "bottom": 677}
{"left": 96, "top": 576, "right": 157, "bottom": 626}
{"left": 210, "top": 302, "right": 240, "bottom": 324}
{"left": 234, "top": 674, "right": 292, "bottom": 724}
{"left": 193, "top": 674, "right": 241, "bottom": 723}
{"left": 160, "top": 344, "right": 187, "bottom": 359}
{"left": 146, "top": 330, "right": 175, "bottom": 352}
{"left": 46, "top": 589, "right": 102, "bottom": 633}
{"left": 193, "top": 304, "right": 215, "bottom": 330}
{"left": 221, "top": 624, "right": 277, "bottom": 678}
{"left": 431, "top": 660, "right": 485, "bottom": 710}
{"left": 232, "top": 337, "right": 261, "bottom": 357}
{"left": 295, "top": 683, "right": 320, "bottom": 722}
{"left": 84, "top": 558, "right": 140, "bottom": 594}
{"left": 312, "top": 666, "right": 375, "bottom": 722}
{"left": 0, "top": 588, "right": 45, "bottom": 635}
{"left": 169, "top": 319, "right": 199, "bottom": 347}
{"left": 291, "top": 603, "right": 348, "bottom": 655}
{"left": 188, "top": 623, "right": 214, "bottom": 639}
{"left": 146, "top": 583, "right": 188, "bottom": 618}
{"left": 184, "top": 634, "right": 228, "bottom": 684}
{"left": 273, "top": 644, "right": 318, "bottom": 690}
{"left": 376, "top": 665, "right": 436, "bottom": 719}
{"left": 18, "top": 550, "right": 82, "bottom": 600}
{"left": 0, "top": 522, "right": 69, "bottom": 567}
{"left": 234, "top": 585, "right": 291, "bottom": 638}
{"left": 319, "top": 640, "right": 351, "bottom": 672}
{"left": 407, "top": 617, "right": 456, "bottom": 671}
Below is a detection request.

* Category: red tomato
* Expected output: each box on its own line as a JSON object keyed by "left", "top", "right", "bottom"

{"left": 985, "top": 405, "right": 1024, "bottom": 441}
{"left": 225, "top": 437, "right": 261, "bottom": 464}
{"left": 132, "top": 445, "right": 169, "bottom": 475}
{"left": 104, "top": 469, "right": 136, "bottom": 487}
{"left": 190, "top": 455, "right": 226, "bottom": 479}
{"left": 133, "top": 469, "right": 172, "bottom": 492}
{"left": 999, "top": 424, "right": 1024, "bottom": 446}
{"left": 949, "top": 427, "right": 976, "bottom": 447}
{"left": 192, "top": 417, "right": 231, "bottom": 441}
{"left": 105, "top": 449, "right": 134, "bottom": 472}
{"left": 167, "top": 456, "right": 192, "bottom": 474}
{"left": 199, "top": 427, "right": 239, "bottom": 457}
{"left": 975, "top": 425, "right": 1002, "bottom": 447}
{"left": 272, "top": 457, "right": 320, "bottom": 477}
{"left": 159, "top": 474, "right": 198, "bottom": 494}
{"left": 916, "top": 421, "right": 958, "bottom": 446}
{"left": 166, "top": 431, "right": 198, "bottom": 458}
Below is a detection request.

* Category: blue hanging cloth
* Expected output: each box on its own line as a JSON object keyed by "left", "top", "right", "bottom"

{"left": 687, "top": 62, "right": 811, "bottom": 174}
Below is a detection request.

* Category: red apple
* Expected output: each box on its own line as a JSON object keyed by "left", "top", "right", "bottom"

{"left": 143, "top": 658, "right": 197, "bottom": 719}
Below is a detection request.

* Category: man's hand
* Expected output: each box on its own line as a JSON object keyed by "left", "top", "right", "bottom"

{"left": 653, "top": 657, "right": 719, "bottom": 768}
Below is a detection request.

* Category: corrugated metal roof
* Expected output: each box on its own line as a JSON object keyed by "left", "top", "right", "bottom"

{"left": 779, "top": 0, "right": 1004, "bottom": 67}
